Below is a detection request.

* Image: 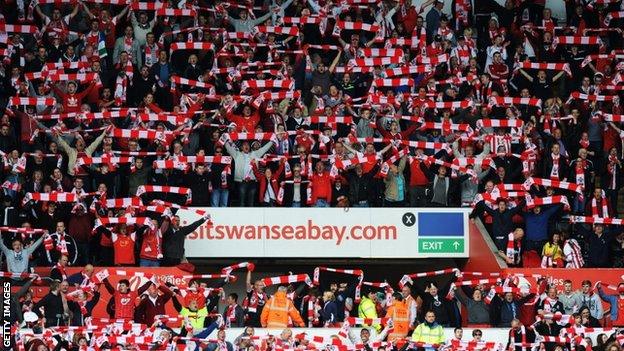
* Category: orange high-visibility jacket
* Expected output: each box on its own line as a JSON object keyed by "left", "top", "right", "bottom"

{"left": 387, "top": 300, "right": 410, "bottom": 341}
{"left": 260, "top": 291, "right": 304, "bottom": 328}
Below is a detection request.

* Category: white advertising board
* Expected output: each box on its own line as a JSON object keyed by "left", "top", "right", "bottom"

{"left": 179, "top": 208, "right": 470, "bottom": 258}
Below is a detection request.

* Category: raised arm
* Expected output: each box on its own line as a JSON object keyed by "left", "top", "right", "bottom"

{"left": 85, "top": 291, "right": 100, "bottom": 314}
{"left": 137, "top": 280, "right": 152, "bottom": 296}
{"left": 328, "top": 50, "right": 342, "bottom": 73}
{"left": 181, "top": 218, "right": 206, "bottom": 236}
{"left": 343, "top": 142, "right": 359, "bottom": 155}
{"left": 130, "top": 10, "right": 138, "bottom": 26}
{"left": 379, "top": 142, "right": 393, "bottom": 155}
{"left": 54, "top": 133, "right": 74, "bottom": 154}
{"left": 0, "top": 235, "right": 12, "bottom": 256}
{"left": 34, "top": 4, "right": 50, "bottom": 22}
{"left": 251, "top": 140, "right": 275, "bottom": 158}
{"left": 172, "top": 294, "right": 183, "bottom": 312}
{"left": 307, "top": 0, "right": 322, "bottom": 13}
{"left": 85, "top": 130, "right": 108, "bottom": 155}
{"left": 452, "top": 139, "right": 462, "bottom": 158}
{"left": 102, "top": 277, "right": 115, "bottom": 294}
{"left": 518, "top": 69, "right": 534, "bottom": 82}
{"left": 401, "top": 121, "right": 420, "bottom": 138}
{"left": 224, "top": 140, "right": 240, "bottom": 158}
{"left": 69, "top": 1, "right": 82, "bottom": 20}
{"left": 114, "top": 5, "right": 131, "bottom": 21}
{"left": 246, "top": 270, "right": 253, "bottom": 291}
{"left": 158, "top": 284, "right": 173, "bottom": 302}
{"left": 159, "top": 217, "right": 170, "bottom": 234}
{"left": 25, "top": 234, "right": 45, "bottom": 255}
{"left": 552, "top": 71, "right": 565, "bottom": 82}
{"left": 398, "top": 155, "right": 407, "bottom": 172}
{"left": 15, "top": 276, "right": 36, "bottom": 299}
{"left": 252, "top": 9, "right": 273, "bottom": 26}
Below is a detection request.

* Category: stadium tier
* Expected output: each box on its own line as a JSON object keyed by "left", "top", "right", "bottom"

{"left": 1, "top": 0, "right": 624, "bottom": 350}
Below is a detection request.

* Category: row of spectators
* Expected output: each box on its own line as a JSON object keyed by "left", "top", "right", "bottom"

{"left": 1, "top": 0, "right": 624, "bottom": 313}
{"left": 5, "top": 265, "right": 624, "bottom": 350}
{"left": 1, "top": 0, "right": 624, "bottom": 271}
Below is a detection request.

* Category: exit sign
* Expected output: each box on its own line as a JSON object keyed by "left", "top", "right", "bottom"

{"left": 419, "top": 238, "right": 464, "bottom": 253}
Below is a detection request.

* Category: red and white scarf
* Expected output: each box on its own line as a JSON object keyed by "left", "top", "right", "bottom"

{"left": 550, "top": 153, "right": 560, "bottom": 179}
{"left": 44, "top": 233, "right": 69, "bottom": 256}
{"left": 313, "top": 267, "right": 364, "bottom": 302}
{"left": 563, "top": 239, "right": 584, "bottom": 268}
{"left": 591, "top": 193, "right": 609, "bottom": 218}
{"left": 607, "top": 155, "right": 619, "bottom": 189}
{"left": 54, "top": 262, "right": 68, "bottom": 280}
{"left": 574, "top": 160, "right": 587, "bottom": 191}
{"left": 302, "top": 295, "right": 319, "bottom": 327}
{"left": 506, "top": 232, "right": 520, "bottom": 265}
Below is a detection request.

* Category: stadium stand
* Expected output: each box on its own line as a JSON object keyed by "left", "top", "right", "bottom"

{"left": 0, "top": 0, "right": 624, "bottom": 349}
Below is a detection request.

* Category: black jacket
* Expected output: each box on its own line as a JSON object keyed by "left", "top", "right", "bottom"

{"left": 185, "top": 171, "right": 210, "bottom": 206}
{"left": 471, "top": 200, "right": 525, "bottom": 248}
{"left": 208, "top": 163, "right": 232, "bottom": 190}
{"left": 491, "top": 294, "right": 533, "bottom": 327}
{"left": 163, "top": 218, "right": 205, "bottom": 260}
{"left": 222, "top": 304, "right": 245, "bottom": 328}
{"left": 345, "top": 168, "right": 377, "bottom": 204}
{"left": 281, "top": 180, "right": 309, "bottom": 207}
{"left": 505, "top": 326, "right": 536, "bottom": 351}
{"left": 534, "top": 322, "right": 562, "bottom": 351}
{"left": 34, "top": 292, "right": 65, "bottom": 327}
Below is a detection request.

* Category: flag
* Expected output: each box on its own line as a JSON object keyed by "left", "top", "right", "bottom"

{"left": 97, "top": 32, "right": 107, "bottom": 58}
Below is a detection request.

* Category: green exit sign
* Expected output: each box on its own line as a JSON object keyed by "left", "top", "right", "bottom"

{"left": 419, "top": 238, "right": 464, "bottom": 253}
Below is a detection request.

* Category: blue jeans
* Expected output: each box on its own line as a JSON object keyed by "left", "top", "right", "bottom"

{"left": 353, "top": 200, "right": 369, "bottom": 207}
{"left": 210, "top": 188, "right": 229, "bottom": 207}
{"left": 292, "top": 201, "right": 301, "bottom": 207}
{"left": 237, "top": 181, "right": 257, "bottom": 207}
{"left": 314, "top": 199, "right": 329, "bottom": 207}
{"left": 140, "top": 258, "right": 160, "bottom": 267}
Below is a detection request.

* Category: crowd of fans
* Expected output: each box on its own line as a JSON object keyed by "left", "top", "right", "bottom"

{"left": 1, "top": 0, "right": 624, "bottom": 348}
{"left": 0, "top": 0, "right": 623, "bottom": 270}
{"left": 4, "top": 265, "right": 624, "bottom": 351}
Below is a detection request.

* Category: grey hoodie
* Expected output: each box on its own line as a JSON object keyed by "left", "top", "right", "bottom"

{"left": 225, "top": 141, "right": 274, "bottom": 182}
{"left": 0, "top": 236, "right": 44, "bottom": 274}
{"left": 558, "top": 292, "right": 583, "bottom": 315}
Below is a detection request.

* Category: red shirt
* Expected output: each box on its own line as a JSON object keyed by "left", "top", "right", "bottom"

{"left": 311, "top": 171, "right": 332, "bottom": 202}
{"left": 114, "top": 290, "right": 138, "bottom": 320}
{"left": 227, "top": 112, "right": 260, "bottom": 132}
{"left": 113, "top": 232, "right": 136, "bottom": 265}
{"left": 52, "top": 83, "right": 96, "bottom": 114}
{"left": 410, "top": 159, "right": 429, "bottom": 186}
{"left": 488, "top": 63, "right": 509, "bottom": 81}
{"left": 295, "top": 135, "right": 315, "bottom": 152}
{"left": 603, "top": 124, "right": 619, "bottom": 152}
{"left": 399, "top": 7, "right": 419, "bottom": 34}
{"left": 140, "top": 228, "right": 162, "bottom": 260}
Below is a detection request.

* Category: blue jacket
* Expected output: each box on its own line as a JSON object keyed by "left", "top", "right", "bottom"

{"left": 320, "top": 300, "right": 338, "bottom": 325}
{"left": 425, "top": 8, "right": 441, "bottom": 41}
{"left": 523, "top": 205, "right": 560, "bottom": 242}
{"left": 598, "top": 287, "right": 619, "bottom": 321}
